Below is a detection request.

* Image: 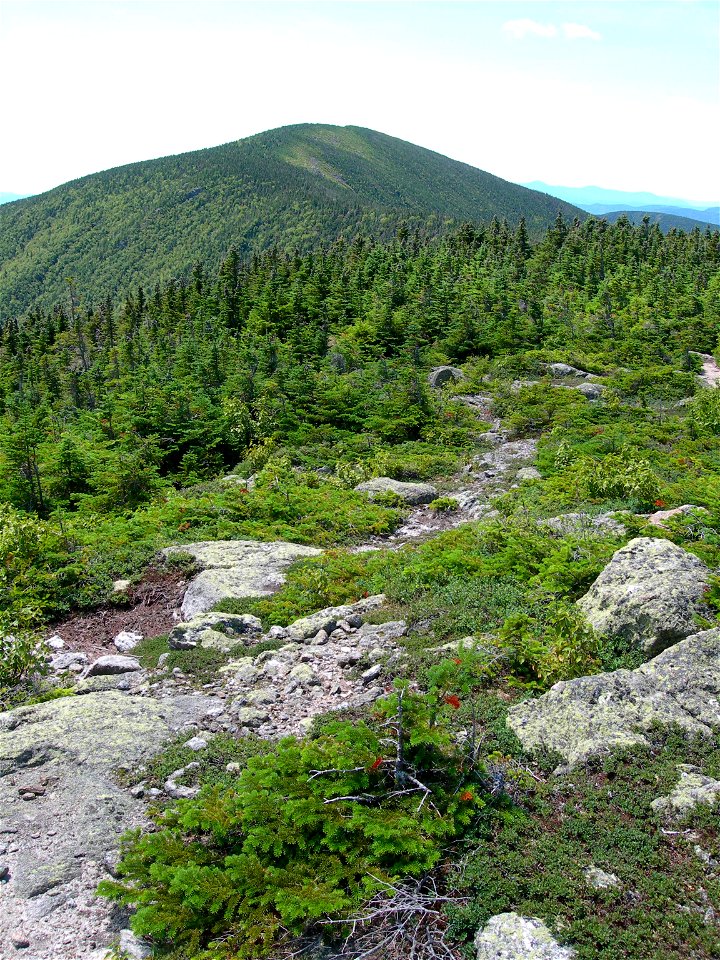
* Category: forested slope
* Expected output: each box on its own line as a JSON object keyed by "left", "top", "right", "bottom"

{"left": 0, "top": 123, "right": 581, "bottom": 318}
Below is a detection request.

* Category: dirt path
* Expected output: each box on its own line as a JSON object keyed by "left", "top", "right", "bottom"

{"left": 690, "top": 351, "right": 720, "bottom": 387}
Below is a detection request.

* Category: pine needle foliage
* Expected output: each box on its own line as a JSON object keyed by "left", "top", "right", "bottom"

{"left": 99, "top": 688, "right": 486, "bottom": 958}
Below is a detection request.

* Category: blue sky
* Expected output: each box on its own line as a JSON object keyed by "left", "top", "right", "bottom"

{"left": 1, "top": 1, "right": 718, "bottom": 201}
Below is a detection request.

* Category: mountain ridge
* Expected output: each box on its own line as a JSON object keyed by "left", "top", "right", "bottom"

{"left": 0, "top": 123, "right": 582, "bottom": 319}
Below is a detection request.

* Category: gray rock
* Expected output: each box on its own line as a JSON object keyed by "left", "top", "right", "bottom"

{"left": 119, "top": 929, "right": 153, "bottom": 959}
{"left": 163, "top": 539, "right": 322, "bottom": 618}
{"left": 651, "top": 765, "right": 720, "bottom": 819}
{"left": 646, "top": 504, "right": 707, "bottom": 528}
{"left": 288, "top": 596, "right": 385, "bottom": 640}
{"left": 516, "top": 466, "right": 541, "bottom": 480}
{"left": 289, "top": 663, "right": 318, "bottom": 686}
{"left": 168, "top": 612, "right": 263, "bottom": 651}
{"left": 545, "top": 362, "right": 594, "bottom": 379}
{"left": 114, "top": 630, "right": 143, "bottom": 653}
{"left": 428, "top": 365, "right": 464, "bottom": 388}
{"left": 49, "top": 652, "right": 88, "bottom": 672}
{"left": 361, "top": 664, "right": 383, "bottom": 685}
{"left": 508, "top": 628, "right": 720, "bottom": 767}
{"left": 0, "top": 691, "right": 214, "bottom": 947}
{"left": 584, "top": 866, "right": 620, "bottom": 890}
{"left": 46, "top": 635, "right": 65, "bottom": 651}
{"left": 577, "top": 537, "right": 710, "bottom": 654}
{"left": 354, "top": 477, "right": 438, "bottom": 505}
{"left": 85, "top": 655, "right": 141, "bottom": 676}
{"left": 543, "top": 512, "right": 626, "bottom": 537}
{"left": 574, "top": 381, "right": 604, "bottom": 399}
{"left": 183, "top": 736, "right": 208, "bottom": 752}
{"left": 474, "top": 912, "right": 575, "bottom": 959}
{"left": 357, "top": 620, "right": 408, "bottom": 645}
{"left": 233, "top": 706, "right": 269, "bottom": 728}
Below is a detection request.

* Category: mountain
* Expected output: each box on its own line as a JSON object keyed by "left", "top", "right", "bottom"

{"left": 0, "top": 124, "right": 582, "bottom": 319}
{"left": 523, "top": 181, "right": 717, "bottom": 213}
{"left": 599, "top": 210, "right": 719, "bottom": 233}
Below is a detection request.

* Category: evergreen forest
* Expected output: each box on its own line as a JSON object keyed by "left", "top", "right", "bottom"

{"left": 2, "top": 209, "right": 720, "bottom": 960}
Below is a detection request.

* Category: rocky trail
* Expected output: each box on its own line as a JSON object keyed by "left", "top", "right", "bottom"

{"left": 3, "top": 369, "right": 719, "bottom": 959}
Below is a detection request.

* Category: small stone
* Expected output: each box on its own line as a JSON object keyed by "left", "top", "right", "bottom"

{"left": 584, "top": 866, "right": 620, "bottom": 890}
{"left": 119, "top": 929, "right": 153, "bottom": 959}
{"left": 268, "top": 625, "right": 289, "bottom": 640}
{"left": 114, "top": 630, "right": 143, "bottom": 653}
{"left": 129, "top": 782, "right": 146, "bottom": 798}
{"left": 226, "top": 762, "right": 242, "bottom": 773}
{"left": 11, "top": 934, "right": 31, "bottom": 949}
{"left": 183, "top": 736, "right": 208, "bottom": 752}
{"left": 113, "top": 579, "right": 132, "bottom": 593}
{"left": 314, "top": 629, "right": 329, "bottom": 643}
{"left": 46, "top": 635, "right": 65, "bottom": 651}
{"left": 85, "top": 655, "right": 142, "bottom": 676}
{"left": 361, "top": 664, "right": 383, "bottom": 685}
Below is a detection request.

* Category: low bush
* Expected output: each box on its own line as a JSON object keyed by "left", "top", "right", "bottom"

{"left": 100, "top": 687, "right": 487, "bottom": 958}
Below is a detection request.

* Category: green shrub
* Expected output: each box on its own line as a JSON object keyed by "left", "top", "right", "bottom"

{"left": 429, "top": 496, "right": 459, "bottom": 512}
{"left": 99, "top": 688, "right": 486, "bottom": 958}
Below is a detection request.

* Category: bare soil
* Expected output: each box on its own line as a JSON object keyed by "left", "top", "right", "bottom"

{"left": 47, "top": 567, "right": 187, "bottom": 659}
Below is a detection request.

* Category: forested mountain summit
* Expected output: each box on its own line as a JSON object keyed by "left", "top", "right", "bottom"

{"left": 0, "top": 123, "right": 582, "bottom": 319}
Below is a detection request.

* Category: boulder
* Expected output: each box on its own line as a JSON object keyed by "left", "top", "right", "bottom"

{"left": 428, "top": 365, "right": 463, "bottom": 388}
{"left": 354, "top": 477, "right": 438, "bottom": 505}
{"left": 508, "top": 628, "right": 720, "bottom": 767}
{"left": 0, "top": 691, "right": 214, "bottom": 954}
{"left": 576, "top": 537, "right": 710, "bottom": 654}
{"left": 168, "top": 611, "right": 263, "bottom": 649}
{"left": 85, "top": 655, "right": 142, "bottom": 676}
{"left": 287, "top": 595, "right": 385, "bottom": 640}
{"left": 542, "top": 512, "right": 626, "bottom": 537}
{"left": 545, "top": 362, "right": 592, "bottom": 378}
{"left": 163, "top": 539, "right": 322, "bottom": 618}
{"left": 651, "top": 765, "right": 720, "bottom": 820}
{"left": 562, "top": 381, "right": 604, "bottom": 400}
{"left": 646, "top": 504, "right": 707, "bottom": 528}
{"left": 474, "top": 913, "right": 575, "bottom": 959}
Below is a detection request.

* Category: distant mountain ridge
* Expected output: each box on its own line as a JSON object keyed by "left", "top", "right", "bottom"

{"left": 524, "top": 181, "right": 719, "bottom": 229}
{"left": 0, "top": 124, "right": 582, "bottom": 319}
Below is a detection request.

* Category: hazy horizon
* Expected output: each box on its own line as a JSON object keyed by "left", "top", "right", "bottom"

{"left": 1, "top": 1, "right": 717, "bottom": 202}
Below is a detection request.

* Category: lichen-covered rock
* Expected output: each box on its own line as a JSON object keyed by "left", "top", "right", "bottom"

{"left": 287, "top": 595, "right": 385, "bottom": 640}
{"left": 474, "top": 912, "right": 575, "bottom": 959}
{"left": 577, "top": 537, "right": 710, "bottom": 654}
{"left": 168, "top": 611, "right": 263, "bottom": 649}
{"left": 651, "top": 765, "right": 720, "bottom": 819}
{"left": 543, "top": 512, "right": 626, "bottom": 537}
{"left": 516, "top": 466, "right": 541, "bottom": 480}
{"left": 0, "top": 691, "right": 214, "bottom": 956}
{"left": 163, "top": 539, "right": 322, "bottom": 618}
{"left": 354, "top": 477, "right": 438, "bottom": 505}
{"left": 428, "top": 365, "right": 463, "bottom": 388}
{"left": 584, "top": 865, "right": 620, "bottom": 890}
{"left": 508, "top": 628, "right": 720, "bottom": 766}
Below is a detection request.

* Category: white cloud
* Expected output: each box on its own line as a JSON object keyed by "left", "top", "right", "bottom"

{"left": 503, "top": 19, "right": 558, "bottom": 40}
{"left": 562, "top": 23, "right": 603, "bottom": 41}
